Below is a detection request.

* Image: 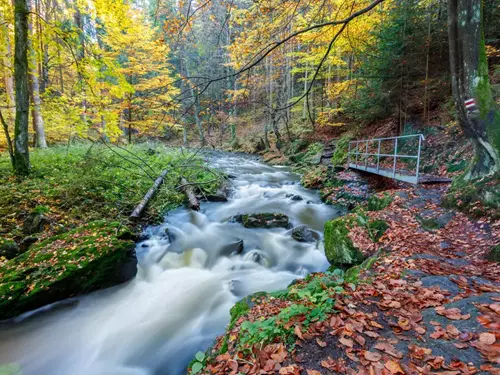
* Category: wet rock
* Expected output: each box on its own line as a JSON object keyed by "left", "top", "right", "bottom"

{"left": 206, "top": 183, "right": 230, "bottom": 202}
{"left": 20, "top": 236, "right": 38, "bottom": 253}
{"left": 229, "top": 280, "right": 245, "bottom": 297}
{"left": 420, "top": 275, "right": 461, "bottom": 296}
{"left": 220, "top": 240, "right": 244, "bottom": 256}
{"left": 241, "top": 213, "right": 290, "bottom": 229}
{"left": 164, "top": 228, "right": 176, "bottom": 242}
{"left": 0, "top": 238, "right": 20, "bottom": 260}
{"left": 290, "top": 195, "right": 304, "bottom": 201}
{"left": 290, "top": 226, "right": 320, "bottom": 244}
{"left": 419, "top": 293, "right": 500, "bottom": 366}
{"left": 23, "top": 213, "right": 50, "bottom": 235}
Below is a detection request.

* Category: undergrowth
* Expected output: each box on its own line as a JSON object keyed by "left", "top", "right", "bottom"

{"left": 0, "top": 143, "right": 220, "bottom": 242}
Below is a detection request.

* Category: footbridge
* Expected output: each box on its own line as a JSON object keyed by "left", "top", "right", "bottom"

{"left": 347, "top": 134, "right": 451, "bottom": 184}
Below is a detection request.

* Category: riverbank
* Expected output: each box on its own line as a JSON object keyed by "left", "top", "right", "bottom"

{"left": 191, "top": 173, "right": 500, "bottom": 374}
{"left": 0, "top": 143, "right": 220, "bottom": 320}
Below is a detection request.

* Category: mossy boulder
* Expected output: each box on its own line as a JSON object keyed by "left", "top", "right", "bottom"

{"left": 0, "top": 220, "right": 137, "bottom": 320}
{"left": 324, "top": 217, "right": 364, "bottom": 267}
{"left": 241, "top": 213, "right": 290, "bottom": 229}
{"left": 0, "top": 238, "right": 20, "bottom": 260}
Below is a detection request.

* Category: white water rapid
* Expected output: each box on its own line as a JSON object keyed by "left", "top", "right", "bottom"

{"left": 0, "top": 153, "right": 342, "bottom": 375}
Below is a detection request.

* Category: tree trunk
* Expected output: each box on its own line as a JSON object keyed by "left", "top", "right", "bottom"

{"left": 28, "top": 0, "right": 47, "bottom": 148}
{"left": 447, "top": 0, "right": 500, "bottom": 180}
{"left": 1, "top": 15, "right": 16, "bottom": 122}
{"left": 13, "top": 0, "right": 31, "bottom": 175}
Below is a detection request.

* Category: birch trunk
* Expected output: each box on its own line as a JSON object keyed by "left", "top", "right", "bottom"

{"left": 28, "top": 1, "right": 47, "bottom": 149}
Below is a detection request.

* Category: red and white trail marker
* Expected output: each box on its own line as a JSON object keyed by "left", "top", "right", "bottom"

{"left": 464, "top": 98, "right": 477, "bottom": 112}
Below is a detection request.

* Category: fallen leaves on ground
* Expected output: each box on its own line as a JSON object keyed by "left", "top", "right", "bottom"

{"left": 197, "top": 184, "right": 500, "bottom": 375}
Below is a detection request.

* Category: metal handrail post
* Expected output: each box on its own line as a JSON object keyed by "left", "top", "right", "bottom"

{"left": 365, "top": 141, "right": 369, "bottom": 169}
{"left": 377, "top": 139, "right": 381, "bottom": 172}
{"left": 355, "top": 142, "right": 359, "bottom": 167}
{"left": 415, "top": 135, "right": 423, "bottom": 183}
{"left": 393, "top": 138, "right": 398, "bottom": 178}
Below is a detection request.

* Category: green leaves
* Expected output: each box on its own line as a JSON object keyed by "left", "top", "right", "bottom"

{"left": 190, "top": 351, "right": 206, "bottom": 374}
{"left": 195, "top": 351, "right": 205, "bottom": 362}
{"left": 191, "top": 362, "right": 203, "bottom": 374}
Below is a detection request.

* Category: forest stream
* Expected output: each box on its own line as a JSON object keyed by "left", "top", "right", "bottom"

{"left": 0, "top": 153, "right": 343, "bottom": 375}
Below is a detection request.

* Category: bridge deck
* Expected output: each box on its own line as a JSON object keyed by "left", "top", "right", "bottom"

{"left": 348, "top": 163, "right": 452, "bottom": 184}
{"left": 348, "top": 134, "right": 452, "bottom": 185}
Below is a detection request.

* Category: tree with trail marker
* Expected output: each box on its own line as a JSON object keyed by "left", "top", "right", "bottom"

{"left": 447, "top": 0, "right": 500, "bottom": 180}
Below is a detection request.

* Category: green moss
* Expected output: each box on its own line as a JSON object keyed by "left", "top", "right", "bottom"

{"left": 0, "top": 220, "right": 135, "bottom": 320}
{"left": 444, "top": 173, "right": 500, "bottom": 219}
{"left": 229, "top": 299, "right": 250, "bottom": 326}
{"left": 331, "top": 134, "right": 352, "bottom": 168}
{"left": 367, "top": 193, "right": 393, "bottom": 211}
{"left": 488, "top": 245, "right": 500, "bottom": 262}
{"left": 241, "top": 213, "right": 289, "bottom": 228}
{"left": 324, "top": 217, "right": 364, "bottom": 266}
{"left": 416, "top": 216, "right": 441, "bottom": 231}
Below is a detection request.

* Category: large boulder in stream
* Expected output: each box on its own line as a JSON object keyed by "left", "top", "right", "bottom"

{"left": 236, "top": 213, "right": 290, "bottom": 229}
{"left": 0, "top": 220, "right": 137, "bottom": 321}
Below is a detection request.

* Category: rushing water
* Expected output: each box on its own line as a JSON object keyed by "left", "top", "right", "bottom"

{"left": 0, "top": 153, "right": 342, "bottom": 375}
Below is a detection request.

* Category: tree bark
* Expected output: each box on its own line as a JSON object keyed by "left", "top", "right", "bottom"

{"left": 447, "top": 0, "right": 500, "bottom": 180}
{"left": 13, "top": 0, "right": 31, "bottom": 175}
{"left": 130, "top": 170, "right": 168, "bottom": 219}
{"left": 180, "top": 178, "right": 200, "bottom": 211}
{"left": 1, "top": 15, "right": 16, "bottom": 122}
{"left": 28, "top": 0, "right": 47, "bottom": 148}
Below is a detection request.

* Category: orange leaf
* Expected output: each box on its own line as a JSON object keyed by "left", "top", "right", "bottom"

{"left": 479, "top": 332, "right": 496, "bottom": 345}
{"left": 384, "top": 360, "right": 404, "bottom": 374}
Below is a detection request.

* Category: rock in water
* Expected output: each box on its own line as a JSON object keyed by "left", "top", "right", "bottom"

{"left": 220, "top": 240, "right": 244, "bottom": 256}
{"left": 240, "top": 213, "right": 290, "bottom": 229}
{"left": 290, "top": 226, "right": 320, "bottom": 243}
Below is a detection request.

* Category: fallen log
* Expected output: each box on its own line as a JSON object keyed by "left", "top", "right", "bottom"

{"left": 180, "top": 177, "right": 200, "bottom": 211}
{"left": 130, "top": 169, "right": 169, "bottom": 220}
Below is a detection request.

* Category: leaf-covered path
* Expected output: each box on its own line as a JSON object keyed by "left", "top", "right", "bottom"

{"left": 199, "top": 184, "right": 500, "bottom": 375}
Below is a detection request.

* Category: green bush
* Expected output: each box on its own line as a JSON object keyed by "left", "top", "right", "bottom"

{"left": 367, "top": 193, "right": 393, "bottom": 211}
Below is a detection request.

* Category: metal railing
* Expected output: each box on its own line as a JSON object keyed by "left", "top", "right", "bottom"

{"left": 347, "top": 134, "right": 425, "bottom": 184}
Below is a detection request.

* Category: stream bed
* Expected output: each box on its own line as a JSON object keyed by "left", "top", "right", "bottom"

{"left": 0, "top": 153, "right": 342, "bottom": 375}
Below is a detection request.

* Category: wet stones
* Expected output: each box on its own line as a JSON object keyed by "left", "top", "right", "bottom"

{"left": 232, "top": 213, "right": 290, "bottom": 229}
{"left": 289, "top": 226, "right": 320, "bottom": 244}
{"left": 242, "top": 213, "right": 290, "bottom": 229}
{"left": 220, "top": 240, "right": 244, "bottom": 256}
